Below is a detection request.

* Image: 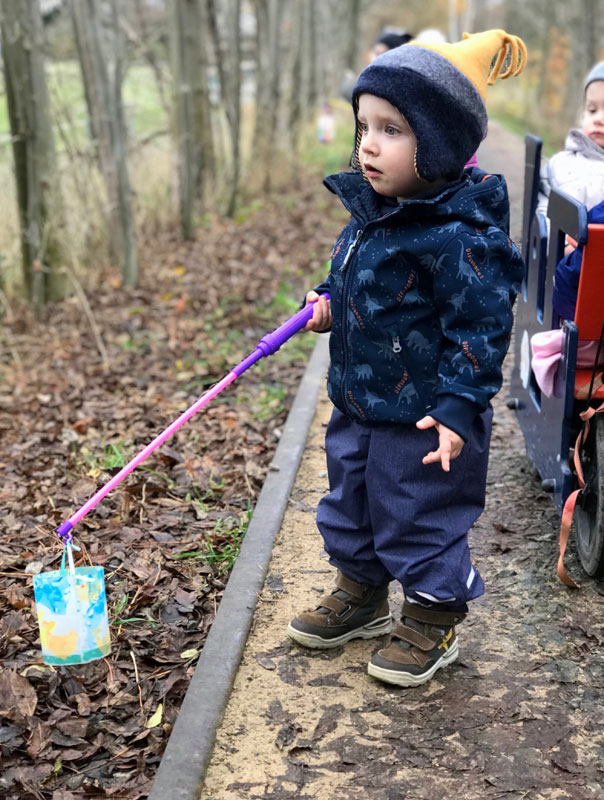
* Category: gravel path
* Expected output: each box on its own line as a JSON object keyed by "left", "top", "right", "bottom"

{"left": 198, "top": 122, "right": 604, "bottom": 800}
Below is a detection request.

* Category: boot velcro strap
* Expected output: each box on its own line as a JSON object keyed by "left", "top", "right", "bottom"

{"left": 335, "top": 572, "right": 365, "bottom": 600}
{"left": 319, "top": 595, "right": 349, "bottom": 614}
{"left": 402, "top": 600, "right": 465, "bottom": 627}
{"left": 392, "top": 623, "right": 436, "bottom": 652}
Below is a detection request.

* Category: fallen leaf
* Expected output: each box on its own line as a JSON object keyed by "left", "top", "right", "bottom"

{"left": 0, "top": 671, "right": 37, "bottom": 721}
{"left": 145, "top": 703, "right": 163, "bottom": 728}
{"left": 255, "top": 653, "right": 276, "bottom": 671}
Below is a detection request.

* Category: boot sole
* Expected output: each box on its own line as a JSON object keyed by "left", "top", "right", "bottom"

{"left": 287, "top": 614, "right": 393, "bottom": 649}
{"left": 367, "top": 640, "right": 459, "bottom": 687}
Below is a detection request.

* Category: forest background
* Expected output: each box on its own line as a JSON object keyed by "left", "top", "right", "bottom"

{"left": 0, "top": 0, "right": 600, "bottom": 307}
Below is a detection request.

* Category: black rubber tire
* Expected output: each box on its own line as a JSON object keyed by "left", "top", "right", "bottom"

{"left": 575, "top": 413, "right": 604, "bottom": 577}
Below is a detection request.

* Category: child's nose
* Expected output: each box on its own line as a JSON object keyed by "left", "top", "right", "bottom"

{"left": 361, "top": 131, "right": 378, "bottom": 154}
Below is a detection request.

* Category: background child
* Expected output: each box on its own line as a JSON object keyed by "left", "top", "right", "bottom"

{"left": 531, "top": 63, "right": 604, "bottom": 396}
{"left": 340, "top": 27, "right": 414, "bottom": 104}
{"left": 537, "top": 61, "right": 604, "bottom": 223}
{"left": 288, "top": 31, "right": 527, "bottom": 687}
{"left": 550, "top": 64, "right": 604, "bottom": 316}
{"left": 369, "top": 26, "right": 414, "bottom": 61}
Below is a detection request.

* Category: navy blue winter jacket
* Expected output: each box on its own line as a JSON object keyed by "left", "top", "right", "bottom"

{"left": 552, "top": 197, "right": 604, "bottom": 321}
{"left": 316, "top": 167, "right": 525, "bottom": 441}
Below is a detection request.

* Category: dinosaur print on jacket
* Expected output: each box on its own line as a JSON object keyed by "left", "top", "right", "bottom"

{"left": 315, "top": 168, "right": 525, "bottom": 441}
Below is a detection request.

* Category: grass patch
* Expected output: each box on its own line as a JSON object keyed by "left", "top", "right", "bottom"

{"left": 171, "top": 506, "right": 252, "bottom": 575}
{"left": 185, "top": 478, "right": 225, "bottom": 515}
{"left": 73, "top": 440, "right": 133, "bottom": 476}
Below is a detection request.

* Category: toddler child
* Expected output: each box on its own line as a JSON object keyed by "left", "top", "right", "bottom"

{"left": 369, "top": 27, "right": 414, "bottom": 61}
{"left": 532, "top": 63, "right": 604, "bottom": 396}
{"left": 537, "top": 61, "right": 604, "bottom": 224}
{"left": 287, "top": 31, "right": 527, "bottom": 687}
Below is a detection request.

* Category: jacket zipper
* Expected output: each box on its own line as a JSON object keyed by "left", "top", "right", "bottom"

{"left": 339, "top": 227, "right": 363, "bottom": 414}
{"left": 340, "top": 229, "right": 363, "bottom": 272}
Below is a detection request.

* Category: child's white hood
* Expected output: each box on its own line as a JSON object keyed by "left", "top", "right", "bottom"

{"left": 565, "top": 129, "right": 604, "bottom": 160}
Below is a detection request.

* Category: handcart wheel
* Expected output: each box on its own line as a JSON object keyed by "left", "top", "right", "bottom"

{"left": 575, "top": 414, "right": 604, "bottom": 577}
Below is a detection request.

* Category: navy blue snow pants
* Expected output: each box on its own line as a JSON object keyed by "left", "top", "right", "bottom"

{"left": 316, "top": 406, "right": 493, "bottom": 609}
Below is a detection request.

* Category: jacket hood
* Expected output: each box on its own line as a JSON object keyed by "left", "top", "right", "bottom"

{"left": 324, "top": 167, "right": 511, "bottom": 232}
{"left": 565, "top": 129, "right": 604, "bottom": 160}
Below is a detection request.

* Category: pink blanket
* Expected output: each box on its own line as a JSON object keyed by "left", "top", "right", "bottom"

{"left": 531, "top": 329, "right": 603, "bottom": 397}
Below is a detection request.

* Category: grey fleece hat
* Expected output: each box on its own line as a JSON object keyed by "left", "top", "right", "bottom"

{"left": 585, "top": 61, "right": 604, "bottom": 91}
{"left": 352, "top": 45, "right": 487, "bottom": 182}
{"left": 352, "top": 30, "right": 527, "bottom": 183}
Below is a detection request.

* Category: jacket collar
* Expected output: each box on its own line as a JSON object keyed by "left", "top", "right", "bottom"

{"left": 323, "top": 169, "right": 468, "bottom": 227}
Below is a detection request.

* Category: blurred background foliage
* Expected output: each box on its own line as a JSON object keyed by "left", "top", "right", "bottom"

{"left": 0, "top": 0, "right": 601, "bottom": 306}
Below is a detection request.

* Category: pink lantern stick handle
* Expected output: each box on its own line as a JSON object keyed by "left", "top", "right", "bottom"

{"left": 56, "top": 371, "right": 238, "bottom": 541}
{"left": 56, "top": 293, "right": 329, "bottom": 541}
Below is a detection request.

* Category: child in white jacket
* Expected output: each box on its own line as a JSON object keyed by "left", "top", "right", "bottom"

{"left": 537, "top": 61, "right": 604, "bottom": 219}
{"left": 531, "top": 61, "right": 604, "bottom": 397}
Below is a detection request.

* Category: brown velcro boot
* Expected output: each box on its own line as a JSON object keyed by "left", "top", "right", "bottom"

{"left": 368, "top": 599, "right": 466, "bottom": 687}
{"left": 287, "top": 570, "right": 392, "bottom": 649}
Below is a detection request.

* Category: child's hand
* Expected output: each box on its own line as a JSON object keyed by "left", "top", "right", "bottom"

{"left": 564, "top": 235, "right": 578, "bottom": 256}
{"left": 416, "top": 416, "right": 464, "bottom": 472}
{"left": 303, "top": 291, "right": 332, "bottom": 332}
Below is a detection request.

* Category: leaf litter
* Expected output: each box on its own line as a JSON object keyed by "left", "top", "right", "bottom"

{"left": 0, "top": 178, "right": 345, "bottom": 799}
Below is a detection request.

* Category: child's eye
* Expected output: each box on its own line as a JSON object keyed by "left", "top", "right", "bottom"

{"left": 359, "top": 121, "right": 368, "bottom": 132}
{"left": 385, "top": 125, "right": 399, "bottom": 135}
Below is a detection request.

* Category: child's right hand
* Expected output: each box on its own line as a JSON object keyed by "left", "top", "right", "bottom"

{"left": 564, "top": 236, "right": 577, "bottom": 256}
{"left": 303, "top": 291, "right": 332, "bottom": 332}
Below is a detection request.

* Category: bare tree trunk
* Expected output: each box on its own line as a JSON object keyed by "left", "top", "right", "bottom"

{"left": 0, "top": 0, "right": 66, "bottom": 309}
{"left": 462, "top": 0, "right": 476, "bottom": 34}
{"left": 307, "top": 0, "right": 318, "bottom": 108}
{"left": 71, "top": 0, "right": 138, "bottom": 286}
{"left": 252, "top": 0, "right": 284, "bottom": 192}
{"left": 313, "top": 0, "right": 335, "bottom": 101}
{"left": 320, "top": 0, "right": 355, "bottom": 99}
{"left": 197, "top": 0, "right": 216, "bottom": 189}
{"left": 344, "top": 0, "right": 361, "bottom": 72}
{"left": 287, "top": 0, "right": 305, "bottom": 151}
{"left": 225, "top": 0, "right": 241, "bottom": 216}
{"left": 583, "top": 0, "right": 597, "bottom": 74}
{"left": 286, "top": 0, "right": 320, "bottom": 158}
{"left": 169, "top": 0, "right": 214, "bottom": 238}
{"left": 208, "top": 0, "right": 241, "bottom": 214}
{"left": 448, "top": 0, "right": 460, "bottom": 42}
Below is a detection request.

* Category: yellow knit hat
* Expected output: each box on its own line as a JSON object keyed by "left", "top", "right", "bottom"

{"left": 408, "top": 29, "right": 527, "bottom": 102}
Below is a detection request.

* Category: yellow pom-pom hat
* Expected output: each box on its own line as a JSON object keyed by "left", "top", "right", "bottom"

{"left": 352, "top": 29, "right": 527, "bottom": 182}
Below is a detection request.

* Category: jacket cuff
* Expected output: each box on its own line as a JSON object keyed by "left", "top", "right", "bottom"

{"left": 298, "top": 281, "right": 331, "bottom": 309}
{"left": 430, "top": 394, "right": 481, "bottom": 442}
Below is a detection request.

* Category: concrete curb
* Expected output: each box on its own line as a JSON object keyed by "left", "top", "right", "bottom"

{"left": 148, "top": 335, "right": 330, "bottom": 800}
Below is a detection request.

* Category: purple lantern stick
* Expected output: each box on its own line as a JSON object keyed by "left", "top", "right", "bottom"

{"left": 56, "top": 294, "right": 329, "bottom": 542}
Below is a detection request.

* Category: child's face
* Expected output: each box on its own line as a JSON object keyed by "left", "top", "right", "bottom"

{"left": 582, "top": 81, "right": 604, "bottom": 148}
{"left": 357, "top": 94, "right": 441, "bottom": 199}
